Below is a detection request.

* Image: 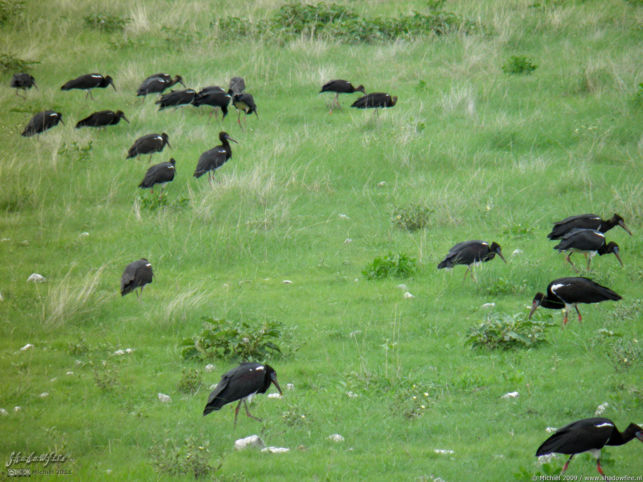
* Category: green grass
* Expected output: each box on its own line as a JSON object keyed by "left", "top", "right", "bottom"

{"left": 1, "top": 0, "right": 641, "bottom": 480}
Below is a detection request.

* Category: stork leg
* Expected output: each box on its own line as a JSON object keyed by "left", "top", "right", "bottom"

{"left": 574, "top": 304, "right": 582, "bottom": 323}
{"left": 334, "top": 93, "right": 340, "bottom": 109}
{"left": 463, "top": 265, "right": 470, "bottom": 280}
{"left": 233, "top": 400, "right": 242, "bottom": 427}
{"left": 243, "top": 400, "right": 262, "bottom": 422}
{"left": 562, "top": 308, "right": 569, "bottom": 326}
{"left": 565, "top": 253, "right": 579, "bottom": 272}
{"left": 560, "top": 454, "right": 573, "bottom": 474}
{"left": 585, "top": 253, "right": 591, "bottom": 271}
{"left": 596, "top": 458, "right": 608, "bottom": 481}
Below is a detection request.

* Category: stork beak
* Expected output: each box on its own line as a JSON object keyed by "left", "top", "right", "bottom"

{"left": 123, "top": 115, "right": 130, "bottom": 124}
{"left": 271, "top": 375, "right": 283, "bottom": 395}
{"left": 111, "top": 82, "right": 117, "bottom": 91}
{"left": 226, "top": 134, "right": 238, "bottom": 144}
{"left": 619, "top": 220, "right": 632, "bottom": 236}
{"left": 59, "top": 117, "right": 65, "bottom": 125}
{"left": 528, "top": 301, "right": 539, "bottom": 320}
{"left": 613, "top": 248, "right": 623, "bottom": 267}
{"left": 497, "top": 250, "right": 506, "bottom": 263}
{"left": 166, "top": 139, "right": 172, "bottom": 148}
{"left": 33, "top": 82, "right": 38, "bottom": 90}
{"left": 179, "top": 79, "right": 186, "bottom": 88}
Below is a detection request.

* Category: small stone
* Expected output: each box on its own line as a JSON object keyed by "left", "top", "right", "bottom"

{"left": 0, "top": 292, "right": 3, "bottom": 302}
{"left": 66, "top": 371, "right": 74, "bottom": 376}
{"left": 14, "top": 406, "right": 21, "bottom": 412}
{"left": 261, "top": 446, "right": 290, "bottom": 454}
{"left": 209, "top": 383, "right": 218, "bottom": 390}
{"left": 234, "top": 435, "right": 264, "bottom": 450}
{"left": 0, "top": 408, "right": 8, "bottom": 416}
{"left": 396, "top": 284, "right": 408, "bottom": 290}
{"left": 79, "top": 232, "right": 90, "bottom": 237}
{"left": 481, "top": 302, "right": 495, "bottom": 308}
{"left": 545, "top": 427, "right": 557, "bottom": 433}
{"left": 501, "top": 391, "right": 519, "bottom": 399}
{"left": 267, "top": 393, "right": 282, "bottom": 399}
{"left": 434, "top": 449, "right": 454, "bottom": 455}
{"left": 157, "top": 393, "right": 171, "bottom": 403}
{"left": 27, "top": 273, "right": 46, "bottom": 283}
{"left": 282, "top": 280, "right": 293, "bottom": 284}
{"left": 125, "top": 348, "right": 134, "bottom": 354}
{"left": 512, "top": 249, "right": 523, "bottom": 256}
{"left": 328, "top": 434, "right": 344, "bottom": 443}
{"left": 595, "top": 402, "right": 608, "bottom": 416}
{"left": 344, "top": 238, "right": 352, "bottom": 244}
{"left": 338, "top": 213, "right": 350, "bottom": 220}
{"left": 286, "top": 383, "right": 294, "bottom": 391}
{"left": 39, "top": 392, "right": 49, "bottom": 398}
{"left": 403, "top": 291, "right": 414, "bottom": 299}
{"left": 205, "top": 364, "right": 215, "bottom": 372}
{"left": 377, "top": 181, "right": 386, "bottom": 187}
{"left": 113, "top": 349, "right": 125, "bottom": 356}
{"left": 49, "top": 378, "right": 57, "bottom": 383}
{"left": 20, "top": 343, "right": 34, "bottom": 351}
{"left": 346, "top": 391, "right": 358, "bottom": 398}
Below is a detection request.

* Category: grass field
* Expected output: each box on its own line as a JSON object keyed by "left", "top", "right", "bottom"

{"left": 0, "top": 0, "right": 641, "bottom": 480}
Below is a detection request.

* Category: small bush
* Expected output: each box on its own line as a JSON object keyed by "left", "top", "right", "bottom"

{"left": 607, "top": 339, "right": 640, "bottom": 371}
{"left": 84, "top": 13, "right": 130, "bottom": 32}
{"left": 392, "top": 203, "right": 432, "bottom": 231}
{"left": 482, "top": 277, "right": 528, "bottom": 296}
{"left": 137, "top": 192, "right": 189, "bottom": 211}
{"left": 151, "top": 436, "right": 219, "bottom": 479}
{"left": 466, "top": 312, "right": 552, "bottom": 350}
{"left": 502, "top": 223, "right": 534, "bottom": 238}
{"left": 502, "top": 55, "right": 538, "bottom": 75}
{"left": 58, "top": 141, "right": 93, "bottom": 163}
{"left": 0, "top": 53, "right": 38, "bottom": 73}
{"left": 0, "top": 0, "right": 24, "bottom": 25}
{"left": 91, "top": 360, "right": 119, "bottom": 391}
{"left": 177, "top": 368, "right": 202, "bottom": 394}
{"left": 180, "top": 317, "right": 291, "bottom": 362}
{"left": 362, "top": 252, "right": 417, "bottom": 280}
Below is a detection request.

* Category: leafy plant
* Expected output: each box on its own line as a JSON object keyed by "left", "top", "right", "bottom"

{"left": 503, "top": 223, "right": 534, "bottom": 238}
{"left": 607, "top": 339, "right": 640, "bottom": 371}
{"left": 0, "top": 0, "right": 24, "bottom": 25}
{"left": 180, "top": 317, "right": 291, "bottom": 362}
{"left": 502, "top": 55, "right": 538, "bottom": 75}
{"left": 0, "top": 53, "right": 38, "bottom": 73}
{"left": 91, "top": 360, "right": 119, "bottom": 391}
{"left": 151, "top": 436, "right": 219, "bottom": 479}
{"left": 362, "top": 252, "right": 417, "bottom": 280}
{"left": 482, "top": 277, "right": 528, "bottom": 296}
{"left": 84, "top": 13, "right": 130, "bottom": 32}
{"left": 58, "top": 141, "right": 93, "bottom": 163}
{"left": 177, "top": 368, "right": 202, "bottom": 394}
{"left": 137, "top": 192, "right": 189, "bottom": 211}
{"left": 466, "top": 312, "right": 552, "bottom": 350}
{"left": 392, "top": 203, "right": 433, "bottom": 231}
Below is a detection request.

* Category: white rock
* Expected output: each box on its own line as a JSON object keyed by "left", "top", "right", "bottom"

{"left": 377, "top": 181, "right": 386, "bottom": 187}
{"left": 481, "top": 302, "right": 495, "bottom": 309}
{"left": 261, "top": 446, "right": 290, "bottom": 454}
{"left": 113, "top": 349, "right": 125, "bottom": 356}
{"left": 286, "top": 383, "right": 295, "bottom": 391}
{"left": 434, "top": 449, "right": 454, "bottom": 455}
{"left": 79, "top": 232, "right": 90, "bottom": 237}
{"left": 328, "top": 434, "right": 344, "bottom": 442}
{"left": 344, "top": 238, "right": 352, "bottom": 244}
{"left": 512, "top": 249, "right": 523, "bottom": 256}
{"left": 66, "top": 371, "right": 74, "bottom": 376}
{"left": 205, "top": 364, "right": 215, "bottom": 372}
{"left": 0, "top": 408, "right": 8, "bottom": 416}
{"left": 403, "top": 291, "right": 415, "bottom": 299}
{"left": 157, "top": 393, "right": 171, "bottom": 403}
{"left": 125, "top": 348, "right": 134, "bottom": 354}
{"left": 338, "top": 213, "right": 350, "bottom": 220}
{"left": 267, "top": 393, "right": 282, "bottom": 399}
{"left": 27, "top": 273, "right": 46, "bottom": 283}
{"left": 14, "top": 406, "right": 21, "bottom": 412}
{"left": 49, "top": 378, "right": 57, "bottom": 383}
{"left": 39, "top": 392, "right": 49, "bottom": 398}
{"left": 545, "top": 427, "right": 557, "bottom": 433}
{"left": 0, "top": 238, "right": 9, "bottom": 242}
{"left": 396, "top": 284, "right": 408, "bottom": 290}
{"left": 0, "top": 292, "right": 3, "bottom": 302}
{"left": 234, "top": 435, "right": 264, "bottom": 450}
{"left": 282, "top": 280, "right": 293, "bottom": 284}
{"left": 595, "top": 402, "right": 608, "bottom": 416}
{"left": 346, "top": 391, "right": 358, "bottom": 398}
{"left": 20, "top": 343, "right": 34, "bottom": 351}
{"left": 501, "top": 391, "right": 519, "bottom": 399}
{"left": 209, "top": 383, "right": 218, "bottom": 390}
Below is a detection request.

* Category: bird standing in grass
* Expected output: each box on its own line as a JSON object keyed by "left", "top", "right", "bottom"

{"left": 61, "top": 73, "right": 115, "bottom": 98}
{"left": 127, "top": 133, "right": 171, "bottom": 161}
{"left": 11, "top": 73, "right": 36, "bottom": 96}
{"left": 437, "top": 240, "right": 506, "bottom": 280}
{"left": 75, "top": 110, "right": 129, "bottom": 129}
{"left": 351, "top": 92, "right": 397, "bottom": 115}
{"left": 547, "top": 213, "right": 632, "bottom": 240}
{"left": 192, "top": 86, "right": 231, "bottom": 119}
{"left": 528, "top": 277, "right": 621, "bottom": 325}
{"left": 120, "top": 259, "right": 153, "bottom": 297}
{"left": 21, "top": 110, "right": 63, "bottom": 137}
{"left": 320, "top": 79, "right": 365, "bottom": 112}
{"left": 193, "top": 131, "right": 237, "bottom": 183}
{"left": 553, "top": 229, "right": 623, "bottom": 271}
{"left": 136, "top": 73, "right": 184, "bottom": 97}
{"left": 156, "top": 89, "right": 197, "bottom": 110}
{"left": 203, "top": 362, "right": 282, "bottom": 427}
{"left": 231, "top": 92, "right": 257, "bottom": 129}
{"left": 138, "top": 159, "right": 176, "bottom": 193}
{"left": 536, "top": 418, "right": 643, "bottom": 480}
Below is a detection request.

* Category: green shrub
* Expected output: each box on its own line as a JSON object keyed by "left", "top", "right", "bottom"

{"left": 502, "top": 55, "right": 538, "bottom": 75}
{"left": 0, "top": 53, "right": 38, "bottom": 73}
{"left": 151, "top": 436, "right": 219, "bottom": 479}
{"left": 84, "top": 13, "right": 130, "bottom": 32}
{"left": 362, "top": 252, "right": 417, "bottom": 280}
{"left": 58, "top": 141, "right": 93, "bottom": 163}
{"left": 177, "top": 368, "right": 202, "bottom": 394}
{"left": 466, "top": 312, "right": 552, "bottom": 350}
{"left": 137, "top": 192, "right": 189, "bottom": 211}
{"left": 0, "top": 0, "right": 23, "bottom": 25}
{"left": 180, "top": 317, "right": 291, "bottom": 362}
{"left": 607, "top": 339, "right": 640, "bottom": 371}
{"left": 392, "top": 203, "right": 432, "bottom": 231}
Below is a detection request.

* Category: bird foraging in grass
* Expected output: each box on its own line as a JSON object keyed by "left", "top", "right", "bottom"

{"left": 230, "top": 92, "right": 257, "bottom": 129}
{"left": 127, "top": 133, "right": 171, "bottom": 161}
{"left": 120, "top": 259, "right": 153, "bottom": 297}
{"left": 351, "top": 92, "right": 397, "bottom": 115}
{"left": 528, "top": 277, "right": 621, "bottom": 326}
{"left": 320, "top": 79, "right": 365, "bottom": 112}
{"left": 553, "top": 229, "right": 623, "bottom": 272}
{"left": 136, "top": 73, "right": 184, "bottom": 97}
{"left": 192, "top": 86, "right": 231, "bottom": 119}
{"left": 21, "top": 110, "right": 63, "bottom": 137}
{"left": 138, "top": 159, "right": 176, "bottom": 193}
{"left": 193, "top": 131, "right": 237, "bottom": 184}
{"left": 203, "top": 362, "right": 282, "bottom": 427}
{"left": 536, "top": 418, "right": 643, "bottom": 480}
{"left": 61, "top": 73, "right": 115, "bottom": 99}
{"left": 156, "top": 89, "right": 197, "bottom": 110}
{"left": 437, "top": 240, "right": 506, "bottom": 281}
{"left": 75, "top": 110, "right": 129, "bottom": 129}
{"left": 547, "top": 213, "right": 631, "bottom": 240}
{"left": 11, "top": 73, "right": 37, "bottom": 96}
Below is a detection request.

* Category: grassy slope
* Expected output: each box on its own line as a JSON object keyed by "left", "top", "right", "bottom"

{"left": 0, "top": 0, "right": 641, "bottom": 480}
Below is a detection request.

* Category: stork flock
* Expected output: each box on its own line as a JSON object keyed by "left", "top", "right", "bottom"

{"left": 12, "top": 69, "right": 639, "bottom": 478}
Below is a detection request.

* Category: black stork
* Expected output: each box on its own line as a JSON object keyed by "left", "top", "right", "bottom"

{"left": 136, "top": 73, "right": 184, "bottom": 97}
{"left": 228, "top": 76, "right": 246, "bottom": 95}
{"left": 21, "top": 110, "right": 63, "bottom": 137}
{"left": 230, "top": 92, "right": 257, "bottom": 129}
{"left": 192, "top": 86, "right": 231, "bottom": 119}
{"left": 138, "top": 159, "right": 176, "bottom": 193}
{"left": 529, "top": 277, "right": 621, "bottom": 326}
{"left": 548, "top": 213, "right": 632, "bottom": 240}
{"left": 75, "top": 110, "right": 129, "bottom": 129}
{"left": 193, "top": 131, "right": 237, "bottom": 183}
{"left": 554, "top": 229, "right": 623, "bottom": 271}
{"left": 351, "top": 92, "right": 397, "bottom": 115}
{"left": 120, "top": 259, "right": 153, "bottom": 297}
{"left": 61, "top": 73, "right": 115, "bottom": 99}
{"left": 320, "top": 79, "right": 365, "bottom": 112}
{"left": 126, "top": 133, "right": 171, "bottom": 161}
{"left": 156, "top": 89, "right": 197, "bottom": 110}
{"left": 437, "top": 240, "right": 506, "bottom": 280}
{"left": 203, "top": 362, "right": 282, "bottom": 427}
{"left": 536, "top": 418, "right": 643, "bottom": 480}
{"left": 11, "top": 73, "right": 36, "bottom": 96}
